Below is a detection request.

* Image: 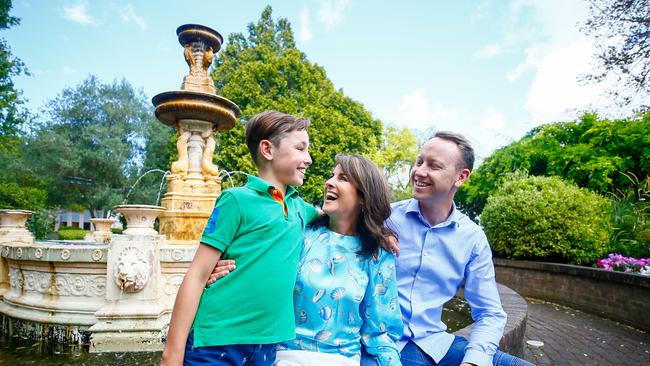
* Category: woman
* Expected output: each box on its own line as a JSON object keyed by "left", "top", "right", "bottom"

{"left": 210, "top": 155, "right": 402, "bottom": 366}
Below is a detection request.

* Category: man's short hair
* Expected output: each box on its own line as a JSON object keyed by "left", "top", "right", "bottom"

{"left": 245, "top": 111, "right": 310, "bottom": 164}
{"left": 433, "top": 131, "right": 475, "bottom": 172}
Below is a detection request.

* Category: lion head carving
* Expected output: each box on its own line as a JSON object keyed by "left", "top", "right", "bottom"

{"left": 114, "top": 246, "right": 151, "bottom": 292}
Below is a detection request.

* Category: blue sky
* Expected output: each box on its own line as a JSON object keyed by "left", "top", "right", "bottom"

{"left": 5, "top": 0, "right": 626, "bottom": 161}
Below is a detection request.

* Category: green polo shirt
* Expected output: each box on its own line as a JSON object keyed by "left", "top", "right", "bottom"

{"left": 192, "top": 175, "right": 319, "bottom": 347}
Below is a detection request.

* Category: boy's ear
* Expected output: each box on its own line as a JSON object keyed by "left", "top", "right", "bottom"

{"left": 258, "top": 139, "right": 274, "bottom": 161}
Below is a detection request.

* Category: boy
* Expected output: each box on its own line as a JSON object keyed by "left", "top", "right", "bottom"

{"left": 161, "top": 111, "right": 320, "bottom": 366}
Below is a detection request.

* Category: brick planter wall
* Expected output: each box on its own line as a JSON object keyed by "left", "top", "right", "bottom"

{"left": 494, "top": 258, "right": 650, "bottom": 331}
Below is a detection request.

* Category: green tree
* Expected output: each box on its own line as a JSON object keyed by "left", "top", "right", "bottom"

{"left": 581, "top": 0, "right": 650, "bottom": 110}
{"left": 369, "top": 125, "right": 420, "bottom": 201}
{"left": 209, "top": 6, "right": 382, "bottom": 204}
{"left": 457, "top": 112, "right": 650, "bottom": 219}
{"left": 25, "top": 76, "right": 158, "bottom": 216}
{"left": 0, "top": 0, "right": 28, "bottom": 142}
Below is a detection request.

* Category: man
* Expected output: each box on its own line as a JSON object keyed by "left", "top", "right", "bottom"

{"left": 381, "top": 131, "right": 533, "bottom": 366}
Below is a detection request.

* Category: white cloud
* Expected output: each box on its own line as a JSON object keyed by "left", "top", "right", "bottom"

{"left": 480, "top": 107, "right": 506, "bottom": 131}
{"left": 507, "top": 46, "right": 543, "bottom": 82}
{"left": 396, "top": 88, "right": 458, "bottom": 130}
{"left": 318, "top": 0, "right": 350, "bottom": 29}
{"left": 474, "top": 43, "right": 502, "bottom": 59}
{"left": 119, "top": 4, "right": 146, "bottom": 30}
{"left": 524, "top": 40, "right": 607, "bottom": 124}
{"left": 63, "top": 66, "right": 75, "bottom": 75}
{"left": 62, "top": 2, "right": 94, "bottom": 26}
{"left": 298, "top": 8, "right": 312, "bottom": 42}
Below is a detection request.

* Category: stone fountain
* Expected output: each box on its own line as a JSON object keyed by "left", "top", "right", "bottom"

{"left": 0, "top": 24, "right": 240, "bottom": 354}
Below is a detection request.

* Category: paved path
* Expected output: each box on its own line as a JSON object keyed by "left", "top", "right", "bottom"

{"left": 523, "top": 298, "right": 650, "bottom": 365}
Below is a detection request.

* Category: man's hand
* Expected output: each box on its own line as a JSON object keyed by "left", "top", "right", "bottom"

{"left": 380, "top": 235, "right": 400, "bottom": 257}
{"left": 205, "top": 259, "right": 236, "bottom": 287}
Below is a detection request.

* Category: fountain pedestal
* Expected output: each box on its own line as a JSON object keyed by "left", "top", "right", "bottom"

{"left": 90, "top": 205, "right": 167, "bottom": 352}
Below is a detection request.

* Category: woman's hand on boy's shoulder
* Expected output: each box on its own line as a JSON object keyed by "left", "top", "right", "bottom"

{"left": 206, "top": 259, "right": 236, "bottom": 288}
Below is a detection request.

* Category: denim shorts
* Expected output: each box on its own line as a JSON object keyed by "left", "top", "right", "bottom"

{"left": 184, "top": 331, "right": 277, "bottom": 366}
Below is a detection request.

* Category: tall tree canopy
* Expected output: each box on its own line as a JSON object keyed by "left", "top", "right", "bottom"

{"left": 24, "top": 76, "right": 166, "bottom": 216}
{"left": 0, "top": 0, "right": 28, "bottom": 142}
{"left": 582, "top": 0, "right": 650, "bottom": 110}
{"left": 210, "top": 6, "right": 382, "bottom": 203}
{"left": 457, "top": 112, "right": 650, "bottom": 220}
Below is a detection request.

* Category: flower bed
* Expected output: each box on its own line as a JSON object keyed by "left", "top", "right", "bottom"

{"left": 596, "top": 253, "right": 650, "bottom": 275}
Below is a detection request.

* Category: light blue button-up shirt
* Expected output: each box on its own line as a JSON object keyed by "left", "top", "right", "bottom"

{"left": 387, "top": 199, "right": 506, "bottom": 366}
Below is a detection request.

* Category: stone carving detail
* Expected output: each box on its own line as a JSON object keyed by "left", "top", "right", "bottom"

{"left": 16, "top": 247, "right": 23, "bottom": 258}
{"left": 171, "top": 249, "right": 184, "bottom": 261}
{"left": 8, "top": 267, "right": 23, "bottom": 290}
{"left": 10, "top": 268, "right": 106, "bottom": 297}
{"left": 34, "top": 248, "right": 43, "bottom": 259}
{"left": 91, "top": 249, "right": 103, "bottom": 261}
{"left": 114, "top": 246, "right": 151, "bottom": 292}
{"left": 61, "top": 249, "right": 71, "bottom": 261}
{"left": 163, "top": 274, "right": 185, "bottom": 296}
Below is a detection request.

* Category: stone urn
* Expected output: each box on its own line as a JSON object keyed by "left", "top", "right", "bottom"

{"left": 0, "top": 209, "right": 32, "bottom": 230}
{"left": 88, "top": 218, "right": 116, "bottom": 243}
{"left": 0, "top": 209, "right": 34, "bottom": 245}
{"left": 91, "top": 218, "right": 116, "bottom": 232}
{"left": 114, "top": 205, "right": 166, "bottom": 236}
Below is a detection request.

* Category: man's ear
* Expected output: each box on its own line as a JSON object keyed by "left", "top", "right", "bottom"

{"left": 454, "top": 168, "right": 471, "bottom": 188}
{"left": 259, "top": 140, "right": 273, "bottom": 161}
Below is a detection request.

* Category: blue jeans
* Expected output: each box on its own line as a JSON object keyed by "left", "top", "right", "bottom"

{"left": 362, "top": 337, "right": 534, "bottom": 366}
{"left": 184, "top": 331, "right": 276, "bottom": 366}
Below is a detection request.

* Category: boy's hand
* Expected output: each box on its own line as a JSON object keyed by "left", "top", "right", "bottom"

{"left": 206, "top": 259, "right": 236, "bottom": 287}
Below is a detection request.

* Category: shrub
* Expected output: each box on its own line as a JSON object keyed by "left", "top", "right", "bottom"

{"left": 481, "top": 173, "right": 611, "bottom": 265}
{"left": 57, "top": 227, "right": 89, "bottom": 240}
{"left": 609, "top": 174, "right": 650, "bottom": 258}
{"left": 26, "top": 209, "right": 56, "bottom": 240}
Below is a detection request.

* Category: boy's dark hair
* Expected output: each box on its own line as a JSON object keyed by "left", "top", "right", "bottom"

{"left": 432, "top": 131, "right": 475, "bottom": 172}
{"left": 245, "top": 111, "right": 311, "bottom": 164}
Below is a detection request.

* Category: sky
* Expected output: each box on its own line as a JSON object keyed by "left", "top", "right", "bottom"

{"left": 4, "top": 0, "right": 630, "bottom": 161}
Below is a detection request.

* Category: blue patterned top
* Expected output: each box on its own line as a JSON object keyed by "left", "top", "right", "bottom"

{"left": 280, "top": 225, "right": 403, "bottom": 365}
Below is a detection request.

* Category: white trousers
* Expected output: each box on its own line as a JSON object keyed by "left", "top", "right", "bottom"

{"left": 275, "top": 350, "right": 359, "bottom": 366}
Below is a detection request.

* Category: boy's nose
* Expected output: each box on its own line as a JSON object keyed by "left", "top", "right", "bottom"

{"left": 305, "top": 153, "right": 312, "bottom": 166}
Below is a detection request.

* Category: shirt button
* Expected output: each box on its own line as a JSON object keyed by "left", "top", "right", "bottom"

{"left": 416, "top": 275, "right": 421, "bottom": 280}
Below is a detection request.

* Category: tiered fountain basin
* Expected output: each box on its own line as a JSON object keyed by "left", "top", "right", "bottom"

{"left": 0, "top": 206, "right": 198, "bottom": 351}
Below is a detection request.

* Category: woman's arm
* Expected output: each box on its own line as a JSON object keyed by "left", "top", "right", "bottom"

{"left": 360, "top": 249, "right": 403, "bottom": 366}
{"left": 206, "top": 259, "right": 236, "bottom": 286}
{"left": 161, "top": 244, "right": 223, "bottom": 366}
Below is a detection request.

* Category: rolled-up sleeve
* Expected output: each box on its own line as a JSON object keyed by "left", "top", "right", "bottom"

{"left": 361, "top": 249, "right": 403, "bottom": 366}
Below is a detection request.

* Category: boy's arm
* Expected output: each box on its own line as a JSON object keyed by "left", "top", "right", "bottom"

{"left": 161, "top": 244, "right": 223, "bottom": 366}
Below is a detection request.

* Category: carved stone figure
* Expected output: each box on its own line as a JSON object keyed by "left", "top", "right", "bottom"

{"left": 114, "top": 247, "right": 151, "bottom": 293}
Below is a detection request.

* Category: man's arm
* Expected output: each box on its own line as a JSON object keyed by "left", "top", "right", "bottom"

{"left": 461, "top": 234, "right": 507, "bottom": 366}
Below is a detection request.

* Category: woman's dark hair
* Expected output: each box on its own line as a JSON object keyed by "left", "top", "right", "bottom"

{"left": 318, "top": 154, "right": 394, "bottom": 258}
